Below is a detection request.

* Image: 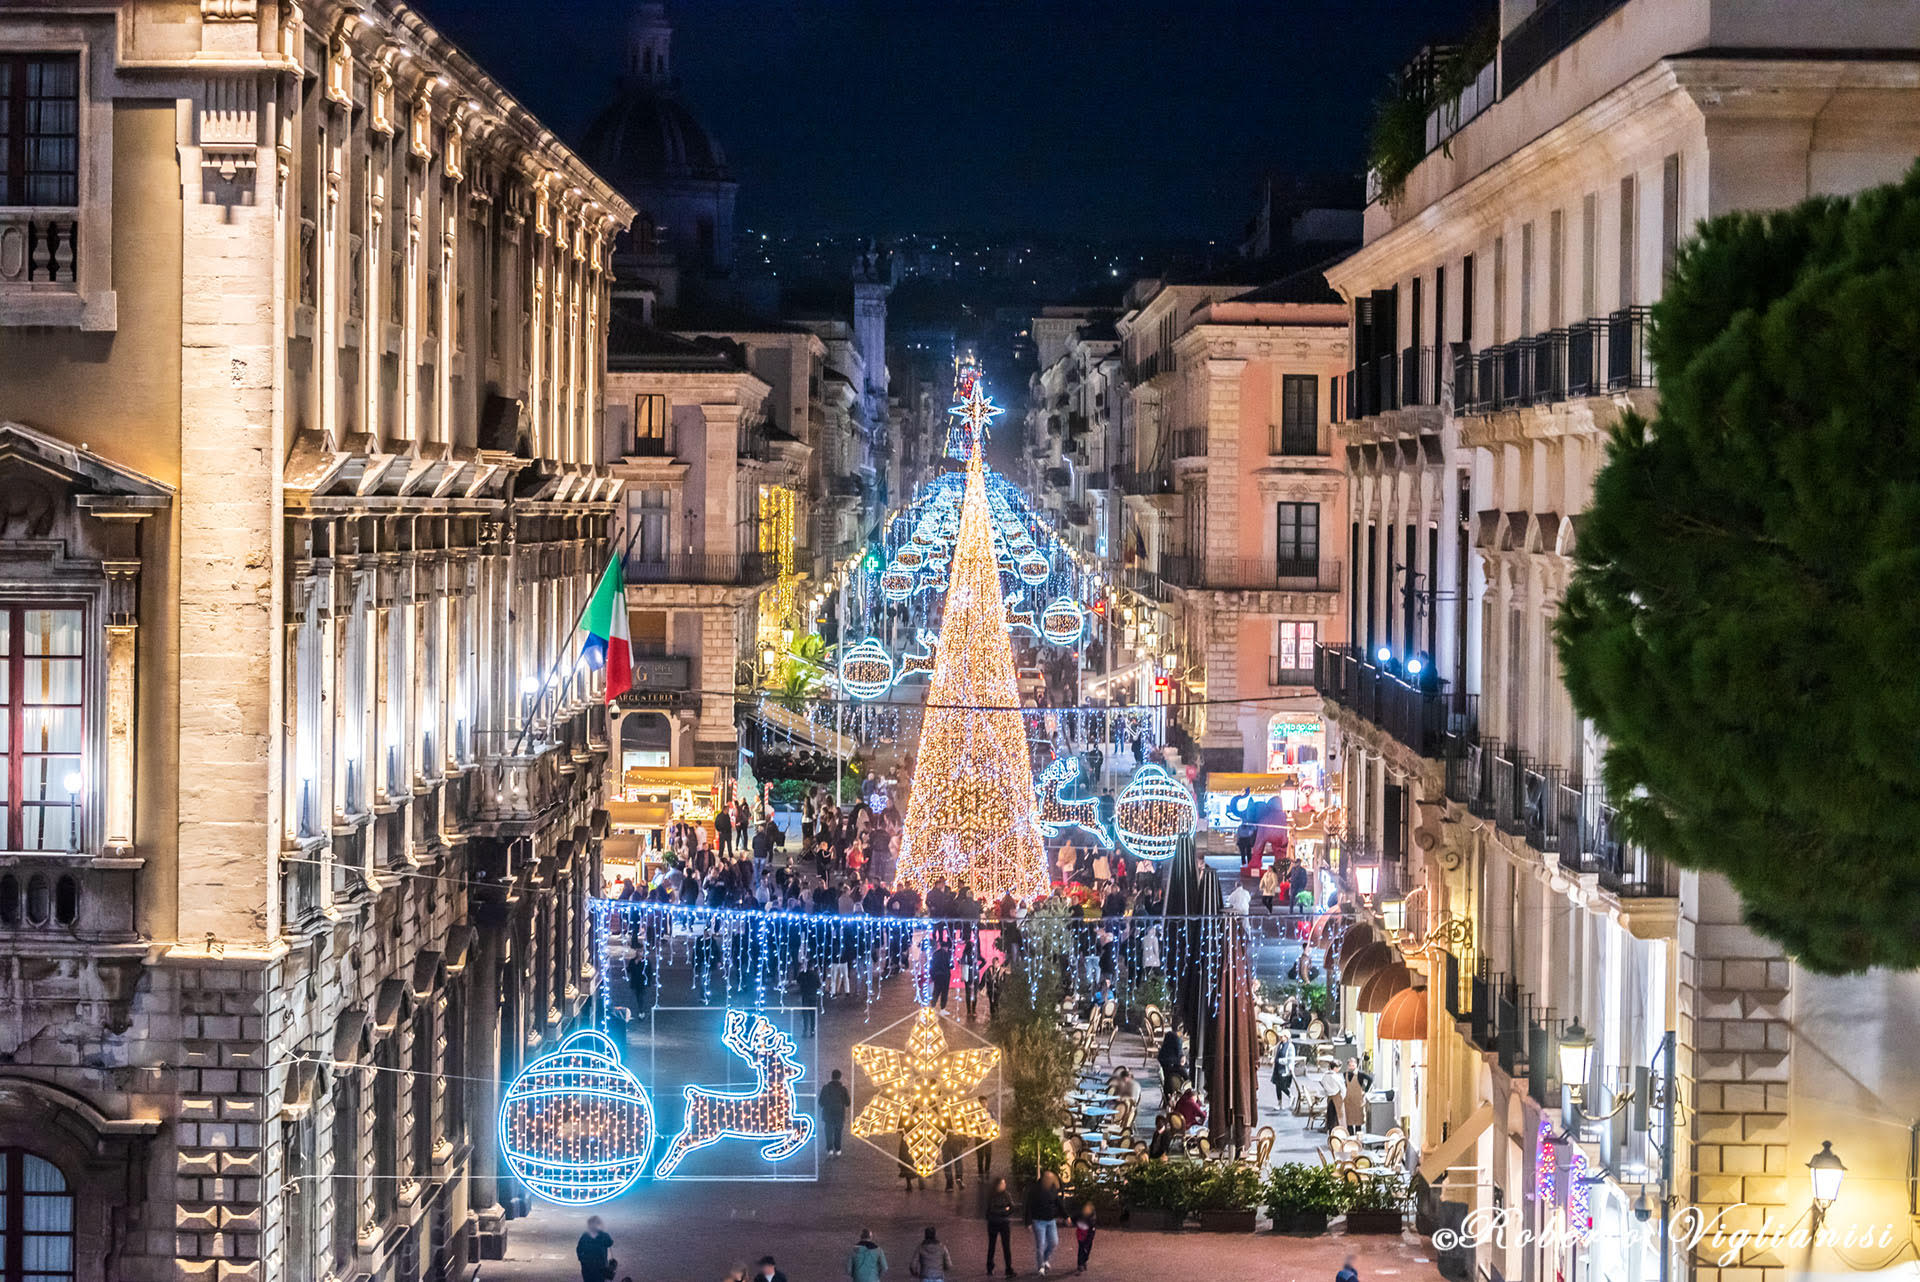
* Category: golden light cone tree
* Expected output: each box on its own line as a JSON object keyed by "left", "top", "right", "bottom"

{"left": 896, "top": 457, "right": 1050, "bottom": 901}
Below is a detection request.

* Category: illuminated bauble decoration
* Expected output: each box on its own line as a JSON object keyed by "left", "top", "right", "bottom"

{"left": 896, "top": 547, "right": 925, "bottom": 569}
{"left": 1039, "top": 596, "right": 1085, "bottom": 647}
{"left": 1113, "top": 763, "right": 1198, "bottom": 861}
{"left": 880, "top": 567, "right": 916, "bottom": 602}
{"left": 851, "top": 1008, "right": 1001, "bottom": 1177}
{"left": 1017, "top": 551, "right": 1051, "bottom": 585}
{"left": 499, "top": 1029, "right": 655, "bottom": 1205}
{"left": 840, "top": 638, "right": 896, "bottom": 700}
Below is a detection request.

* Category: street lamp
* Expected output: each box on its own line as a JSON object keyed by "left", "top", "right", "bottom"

{"left": 1353, "top": 861, "right": 1380, "bottom": 900}
{"left": 1380, "top": 894, "right": 1407, "bottom": 935}
{"left": 1555, "top": 1026, "right": 1680, "bottom": 1282}
{"left": 1808, "top": 1141, "right": 1846, "bottom": 1222}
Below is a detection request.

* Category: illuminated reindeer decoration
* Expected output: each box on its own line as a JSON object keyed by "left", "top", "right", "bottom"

{"left": 654, "top": 1010, "right": 814, "bottom": 1177}
{"left": 1034, "top": 756, "right": 1114, "bottom": 848}
{"left": 898, "top": 630, "right": 938, "bottom": 680}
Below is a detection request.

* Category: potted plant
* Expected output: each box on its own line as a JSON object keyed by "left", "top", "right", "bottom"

{"left": 1342, "top": 1170, "right": 1410, "bottom": 1235}
{"left": 1120, "top": 1160, "right": 1198, "bottom": 1231}
{"left": 1193, "top": 1164, "right": 1264, "bottom": 1232}
{"left": 1264, "top": 1162, "right": 1346, "bottom": 1235}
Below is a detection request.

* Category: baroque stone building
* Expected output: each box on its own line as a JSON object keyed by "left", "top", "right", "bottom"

{"left": 0, "top": 2, "right": 632, "bottom": 1280}
{"left": 1316, "top": 5, "right": 1920, "bottom": 1282}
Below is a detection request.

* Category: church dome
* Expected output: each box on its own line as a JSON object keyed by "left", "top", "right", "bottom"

{"left": 581, "top": 88, "right": 731, "bottom": 191}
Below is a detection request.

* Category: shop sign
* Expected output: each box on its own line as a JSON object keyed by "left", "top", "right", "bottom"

{"left": 630, "top": 656, "right": 692, "bottom": 690}
{"left": 617, "top": 687, "right": 699, "bottom": 710}
{"left": 1432, "top": 1203, "right": 1903, "bottom": 1265}
{"left": 1271, "top": 721, "right": 1322, "bottom": 736}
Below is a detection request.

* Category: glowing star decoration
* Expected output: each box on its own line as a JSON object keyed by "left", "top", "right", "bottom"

{"left": 896, "top": 456, "right": 1050, "bottom": 901}
{"left": 851, "top": 1007, "right": 1000, "bottom": 1177}
{"left": 839, "top": 639, "right": 896, "bottom": 700}
{"left": 1034, "top": 756, "right": 1113, "bottom": 849}
{"left": 946, "top": 382, "right": 1005, "bottom": 459}
{"left": 499, "top": 1029, "right": 655, "bottom": 1205}
{"left": 1017, "top": 551, "right": 1051, "bottom": 585}
{"left": 1039, "top": 597, "right": 1085, "bottom": 647}
{"left": 1113, "top": 763, "right": 1198, "bottom": 861}
{"left": 655, "top": 1011, "right": 813, "bottom": 1178}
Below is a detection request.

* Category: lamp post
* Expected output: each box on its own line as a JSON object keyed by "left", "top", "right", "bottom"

{"left": 1557, "top": 1025, "right": 1678, "bottom": 1282}
{"left": 1808, "top": 1140, "right": 1846, "bottom": 1227}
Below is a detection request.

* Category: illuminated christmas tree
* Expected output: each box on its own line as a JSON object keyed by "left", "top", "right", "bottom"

{"left": 897, "top": 455, "right": 1050, "bottom": 901}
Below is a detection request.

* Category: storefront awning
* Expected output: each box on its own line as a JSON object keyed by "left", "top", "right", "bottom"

{"left": 1336, "top": 922, "right": 1377, "bottom": 968}
{"left": 1378, "top": 985, "right": 1429, "bottom": 1040}
{"left": 623, "top": 766, "right": 722, "bottom": 793}
{"left": 1358, "top": 962, "right": 1413, "bottom": 1014}
{"left": 1422, "top": 1102, "right": 1493, "bottom": 1186}
{"left": 1205, "top": 772, "right": 1296, "bottom": 793}
{"left": 1342, "top": 940, "right": 1394, "bottom": 989}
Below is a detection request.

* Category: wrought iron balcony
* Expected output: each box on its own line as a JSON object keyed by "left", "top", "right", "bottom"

{"left": 1172, "top": 428, "right": 1208, "bottom": 459}
{"left": 623, "top": 551, "right": 773, "bottom": 586}
{"left": 1162, "top": 556, "right": 1342, "bottom": 593}
{"left": 1311, "top": 643, "right": 1453, "bottom": 757}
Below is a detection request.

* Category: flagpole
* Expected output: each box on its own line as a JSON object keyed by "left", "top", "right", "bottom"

{"left": 510, "top": 516, "right": 646, "bottom": 758}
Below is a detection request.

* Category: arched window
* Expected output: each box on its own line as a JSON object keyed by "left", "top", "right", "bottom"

{"left": 0, "top": 1149, "right": 75, "bottom": 1282}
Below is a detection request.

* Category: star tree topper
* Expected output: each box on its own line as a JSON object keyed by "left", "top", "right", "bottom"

{"left": 947, "top": 382, "right": 1005, "bottom": 458}
{"left": 850, "top": 1007, "right": 1001, "bottom": 1176}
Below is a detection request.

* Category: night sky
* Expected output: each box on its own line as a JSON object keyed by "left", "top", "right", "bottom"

{"left": 420, "top": 0, "right": 1485, "bottom": 241}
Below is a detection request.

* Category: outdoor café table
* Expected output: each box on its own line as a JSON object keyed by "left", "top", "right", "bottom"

{"left": 1081, "top": 1104, "right": 1119, "bottom": 1118}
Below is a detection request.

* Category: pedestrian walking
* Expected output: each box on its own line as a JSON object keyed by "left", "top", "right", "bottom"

{"left": 576, "top": 1216, "right": 615, "bottom": 1282}
{"left": 1071, "top": 1202, "right": 1097, "bottom": 1275}
{"left": 1271, "top": 1048, "right": 1293, "bottom": 1111}
{"left": 755, "top": 1257, "right": 788, "bottom": 1282}
{"left": 716, "top": 803, "right": 734, "bottom": 858}
{"left": 1336, "top": 1256, "right": 1361, "bottom": 1282}
{"left": 797, "top": 960, "right": 821, "bottom": 1038}
{"left": 908, "top": 1227, "right": 952, "bottom": 1282}
{"left": 931, "top": 939, "right": 952, "bottom": 1010}
{"left": 847, "top": 1229, "right": 888, "bottom": 1282}
{"left": 1259, "top": 866, "right": 1280, "bottom": 913}
{"left": 984, "top": 1176, "right": 1015, "bottom": 1276}
{"left": 1023, "top": 1171, "right": 1064, "bottom": 1275}
{"left": 898, "top": 1136, "right": 925, "bottom": 1191}
{"left": 974, "top": 1097, "right": 994, "bottom": 1177}
{"left": 820, "top": 1068, "right": 852, "bottom": 1156}
{"left": 942, "top": 1132, "right": 966, "bottom": 1190}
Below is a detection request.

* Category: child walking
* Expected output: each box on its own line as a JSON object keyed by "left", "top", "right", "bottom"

{"left": 1072, "top": 1201, "right": 1097, "bottom": 1275}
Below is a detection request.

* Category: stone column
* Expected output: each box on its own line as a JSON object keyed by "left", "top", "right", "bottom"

{"left": 1203, "top": 357, "right": 1246, "bottom": 567}
{"left": 465, "top": 882, "right": 510, "bottom": 1257}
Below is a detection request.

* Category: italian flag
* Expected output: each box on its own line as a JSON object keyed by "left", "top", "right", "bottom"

{"left": 579, "top": 558, "right": 632, "bottom": 703}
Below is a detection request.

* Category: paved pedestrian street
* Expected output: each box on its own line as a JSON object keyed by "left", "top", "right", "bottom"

{"left": 485, "top": 962, "right": 1447, "bottom": 1282}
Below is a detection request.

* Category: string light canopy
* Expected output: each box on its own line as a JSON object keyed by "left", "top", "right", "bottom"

{"left": 851, "top": 1007, "right": 1001, "bottom": 1177}
{"left": 655, "top": 1010, "right": 814, "bottom": 1178}
{"left": 499, "top": 1029, "right": 656, "bottom": 1205}
{"left": 896, "top": 450, "right": 1050, "bottom": 901}
{"left": 1113, "top": 762, "right": 1199, "bottom": 861}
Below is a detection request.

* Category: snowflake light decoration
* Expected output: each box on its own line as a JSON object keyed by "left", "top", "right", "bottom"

{"left": 851, "top": 1007, "right": 1000, "bottom": 1177}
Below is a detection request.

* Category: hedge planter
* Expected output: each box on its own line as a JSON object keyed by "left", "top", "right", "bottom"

{"left": 1270, "top": 1210, "right": 1330, "bottom": 1236}
{"left": 1128, "top": 1208, "right": 1187, "bottom": 1232}
{"left": 1198, "top": 1209, "right": 1259, "bottom": 1233}
{"left": 1343, "top": 1209, "right": 1407, "bottom": 1235}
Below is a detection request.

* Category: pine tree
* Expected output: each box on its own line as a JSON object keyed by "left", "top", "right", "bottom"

{"left": 897, "top": 457, "right": 1050, "bottom": 901}
{"left": 1556, "top": 162, "right": 1920, "bottom": 974}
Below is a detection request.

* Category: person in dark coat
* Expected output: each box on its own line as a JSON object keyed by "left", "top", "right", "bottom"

{"left": 820, "top": 1068, "right": 853, "bottom": 1156}
{"left": 931, "top": 940, "right": 953, "bottom": 1010}
{"left": 1156, "top": 1028, "right": 1186, "bottom": 1102}
{"left": 576, "top": 1217, "right": 614, "bottom": 1282}
{"left": 797, "top": 961, "right": 822, "bottom": 1038}
{"left": 983, "top": 1175, "right": 1015, "bottom": 1276}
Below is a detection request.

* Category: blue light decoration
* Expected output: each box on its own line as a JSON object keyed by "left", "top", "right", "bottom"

{"left": 1039, "top": 596, "right": 1085, "bottom": 647}
{"left": 840, "top": 638, "right": 895, "bottom": 700}
{"left": 1113, "top": 763, "right": 1198, "bottom": 861}
{"left": 1034, "top": 756, "right": 1113, "bottom": 848}
{"left": 654, "top": 1010, "right": 814, "bottom": 1178}
{"left": 947, "top": 381, "right": 1005, "bottom": 460}
{"left": 499, "top": 1029, "right": 656, "bottom": 1206}
{"left": 1017, "top": 550, "right": 1051, "bottom": 585}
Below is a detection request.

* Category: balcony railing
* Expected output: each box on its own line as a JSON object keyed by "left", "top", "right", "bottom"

{"left": 1457, "top": 308, "right": 1655, "bottom": 415}
{"left": 1502, "top": 0, "right": 1632, "bottom": 95}
{"left": 623, "top": 551, "right": 772, "bottom": 586}
{"left": 0, "top": 208, "right": 79, "bottom": 287}
{"left": 1162, "top": 556, "right": 1342, "bottom": 593}
{"left": 1115, "top": 464, "right": 1173, "bottom": 496}
{"left": 1172, "top": 428, "right": 1209, "bottom": 459}
{"left": 1268, "top": 657, "right": 1314, "bottom": 688}
{"left": 1312, "top": 643, "right": 1453, "bottom": 757}
{"left": 1399, "top": 344, "right": 1442, "bottom": 409}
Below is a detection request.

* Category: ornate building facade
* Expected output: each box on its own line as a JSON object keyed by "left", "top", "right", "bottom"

{"left": 0, "top": 2, "right": 631, "bottom": 1280}
{"left": 1318, "top": 6, "right": 1920, "bottom": 1282}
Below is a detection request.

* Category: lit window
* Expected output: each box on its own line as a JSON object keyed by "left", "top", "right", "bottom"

{"left": 0, "top": 55, "right": 80, "bottom": 207}
{"left": 1, "top": 606, "right": 85, "bottom": 852}
{"left": 0, "top": 1149, "right": 76, "bottom": 1282}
